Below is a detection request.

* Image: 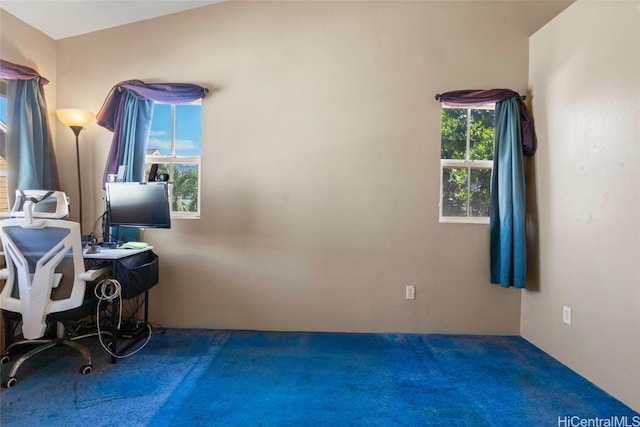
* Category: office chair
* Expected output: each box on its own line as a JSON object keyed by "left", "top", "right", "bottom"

{"left": 0, "top": 193, "right": 109, "bottom": 388}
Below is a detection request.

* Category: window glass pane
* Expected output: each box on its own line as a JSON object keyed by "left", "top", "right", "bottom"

{"left": 469, "top": 109, "right": 495, "bottom": 161}
{"left": 148, "top": 103, "right": 172, "bottom": 155}
{"left": 0, "top": 88, "right": 8, "bottom": 212}
{"left": 171, "top": 163, "right": 199, "bottom": 213}
{"left": 1, "top": 91, "right": 6, "bottom": 156}
{"left": 442, "top": 167, "right": 468, "bottom": 217}
{"left": 469, "top": 168, "right": 492, "bottom": 217}
{"left": 0, "top": 178, "right": 6, "bottom": 211}
{"left": 441, "top": 108, "right": 467, "bottom": 160}
{"left": 0, "top": 94, "right": 6, "bottom": 123}
{"left": 175, "top": 104, "right": 202, "bottom": 156}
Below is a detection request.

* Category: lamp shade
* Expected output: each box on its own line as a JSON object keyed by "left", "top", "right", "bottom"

{"left": 56, "top": 108, "right": 94, "bottom": 128}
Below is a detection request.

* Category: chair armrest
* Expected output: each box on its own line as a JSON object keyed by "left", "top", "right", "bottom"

{"left": 79, "top": 266, "right": 111, "bottom": 282}
{"left": 0, "top": 268, "right": 8, "bottom": 280}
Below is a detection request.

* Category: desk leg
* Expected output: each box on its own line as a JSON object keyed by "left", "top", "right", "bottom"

{"left": 110, "top": 297, "right": 119, "bottom": 364}
{"left": 144, "top": 290, "right": 149, "bottom": 325}
{"left": 109, "top": 290, "right": 150, "bottom": 364}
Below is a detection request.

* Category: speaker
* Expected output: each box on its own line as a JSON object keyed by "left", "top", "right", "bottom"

{"left": 148, "top": 164, "right": 158, "bottom": 182}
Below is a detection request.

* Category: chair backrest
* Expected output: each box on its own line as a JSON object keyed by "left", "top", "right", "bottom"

{"left": 0, "top": 198, "right": 85, "bottom": 339}
{"left": 10, "top": 189, "right": 70, "bottom": 219}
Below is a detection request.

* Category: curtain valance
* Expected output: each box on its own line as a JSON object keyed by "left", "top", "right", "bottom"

{"left": 96, "top": 79, "right": 208, "bottom": 131}
{"left": 0, "top": 59, "right": 49, "bottom": 84}
{"left": 435, "top": 89, "right": 536, "bottom": 156}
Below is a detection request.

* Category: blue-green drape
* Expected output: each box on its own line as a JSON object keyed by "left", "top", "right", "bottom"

{"left": 0, "top": 59, "right": 60, "bottom": 199}
{"left": 117, "top": 92, "right": 153, "bottom": 183}
{"left": 490, "top": 98, "right": 526, "bottom": 288}
{"left": 7, "top": 79, "right": 59, "bottom": 191}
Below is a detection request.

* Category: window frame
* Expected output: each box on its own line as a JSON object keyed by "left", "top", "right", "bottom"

{"left": 439, "top": 103, "right": 495, "bottom": 224}
{"left": 145, "top": 101, "right": 202, "bottom": 220}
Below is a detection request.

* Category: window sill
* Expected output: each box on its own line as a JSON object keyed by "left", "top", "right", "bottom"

{"left": 171, "top": 214, "right": 200, "bottom": 220}
{"left": 439, "top": 216, "right": 489, "bottom": 225}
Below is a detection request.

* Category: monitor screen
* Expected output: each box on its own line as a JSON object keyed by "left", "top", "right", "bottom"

{"left": 106, "top": 182, "right": 171, "bottom": 229}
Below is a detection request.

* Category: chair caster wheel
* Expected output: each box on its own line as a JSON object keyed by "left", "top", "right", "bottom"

{"left": 0, "top": 354, "right": 10, "bottom": 364}
{"left": 3, "top": 377, "right": 17, "bottom": 388}
{"left": 80, "top": 364, "right": 92, "bottom": 375}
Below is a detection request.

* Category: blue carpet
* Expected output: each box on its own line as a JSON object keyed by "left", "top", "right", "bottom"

{"left": 1, "top": 330, "right": 637, "bottom": 426}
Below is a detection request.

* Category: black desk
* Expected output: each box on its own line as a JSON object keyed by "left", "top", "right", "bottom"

{"left": 84, "top": 247, "right": 157, "bottom": 363}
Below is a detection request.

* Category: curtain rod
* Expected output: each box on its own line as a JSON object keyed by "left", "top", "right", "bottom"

{"left": 434, "top": 93, "right": 527, "bottom": 101}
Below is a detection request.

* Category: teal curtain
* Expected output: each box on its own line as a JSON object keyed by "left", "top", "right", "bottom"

{"left": 490, "top": 98, "right": 526, "bottom": 288}
{"left": 117, "top": 91, "right": 153, "bottom": 182}
{"left": 6, "top": 78, "right": 60, "bottom": 195}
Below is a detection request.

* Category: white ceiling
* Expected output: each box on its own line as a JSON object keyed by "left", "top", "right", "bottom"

{"left": 0, "top": 0, "right": 224, "bottom": 40}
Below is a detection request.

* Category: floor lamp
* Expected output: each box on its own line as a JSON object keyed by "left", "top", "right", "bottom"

{"left": 56, "top": 108, "right": 94, "bottom": 233}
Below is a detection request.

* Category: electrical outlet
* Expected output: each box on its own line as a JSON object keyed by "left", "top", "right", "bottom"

{"left": 406, "top": 286, "right": 415, "bottom": 300}
{"left": 563, "top": 306, "right": 572, "bottom": 325}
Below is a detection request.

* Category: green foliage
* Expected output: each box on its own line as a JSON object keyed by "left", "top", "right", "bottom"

{"left": 469, "top": 109, "right": 494, "bottom": 161}
{"left": 146, "top": 163, "right": 199, "bottom": 213}
{"left": 469, "top": 168, "right": 491, "bottom": 216}
{"left": 441, "top": 109, "right": 467, "bottom": 160}
{"left": 442, "top": 167, "right": 468, "bottom": 216}
{"left": 172, "top": 165, "right": 198, "bottom": 212}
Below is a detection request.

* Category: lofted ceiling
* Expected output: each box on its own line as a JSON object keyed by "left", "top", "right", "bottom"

{"left": 0, "top": 0, "right": 224, "bottom": 40}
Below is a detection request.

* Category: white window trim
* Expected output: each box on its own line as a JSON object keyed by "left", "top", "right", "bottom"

{"left": 146, "top": 101, "right": 202, "bottom": 220}
{"left": 439, "top": 104, "right": 494, "bottom": 224}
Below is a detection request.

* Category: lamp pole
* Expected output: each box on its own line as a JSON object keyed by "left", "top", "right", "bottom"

{"left": 56, "top": 108, "right": 94, "bottom": 234}
{"left": 70, "top": 125, "right": 83, "bottom": 232}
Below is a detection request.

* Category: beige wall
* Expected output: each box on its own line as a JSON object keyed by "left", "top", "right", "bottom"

{"left": 525, "top": 1, "right": 640, "bottom": 411}
{"left": 50, "top": 1, "right": 571, "bottom": 335}
{"left": 3, "top": 2, "right": 570, "bottom": 336}
{"left": 0, "top": 9, "right": 56, "bottom": 105}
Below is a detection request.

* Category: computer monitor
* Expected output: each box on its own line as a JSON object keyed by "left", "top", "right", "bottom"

{"left": 105, "top": 182, "right": 171, "bottom": 231}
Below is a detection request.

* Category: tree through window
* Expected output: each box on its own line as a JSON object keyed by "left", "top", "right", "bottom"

{"left": 440, "top": 104, "right": 494, "bottom": 223}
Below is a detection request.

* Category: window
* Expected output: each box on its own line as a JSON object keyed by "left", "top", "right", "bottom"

{"left": 145, "top": 101, "right": 202, "bottom": 219}
{"left": 440, "top": 104, "right": 494, "bottom": 223}
{"left": 0, "top": 80, "right": 8, "bottom": 214}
